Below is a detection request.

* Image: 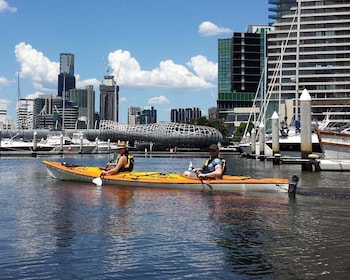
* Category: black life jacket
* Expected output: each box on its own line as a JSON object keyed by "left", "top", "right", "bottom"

{"left": 115, "top": 152, "right": 134, "bottom": 172}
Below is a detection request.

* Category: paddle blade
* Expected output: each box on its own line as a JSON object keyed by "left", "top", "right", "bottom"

{"left": 92, "top": 177, "right": 103, "bottom": 187}
{"left": 188, "top": 161, "right": 193, "bottom": 170}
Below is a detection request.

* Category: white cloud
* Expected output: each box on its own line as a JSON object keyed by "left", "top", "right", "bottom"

{"left": 14, "top": 43, "right": 216, "bottom": 96}
{"left": 25, "top": 92, "right": 46, "bottom": 99}
{"left": 0, "top": 76, "right": 12, "bottom": 85}
{"left": 108, "top": 49, "right": 214, "bottom": 89}
{"left": 148, "top": 95, "right": 170, "bottom": 104}
{"left": 187, "top": 55, "right": 217, "bottom": 81}
{"left": 76, "top": 77, "right": 101, "bottom": 89}
{"left": 15, "top": 42, "right": 59, "bottom": 92}
{"left": 198, "top": 21, "right": 232, "bottom": 36}
{"left": 15, "top": 42, "right": 101, "bottom": 93}
{"left": 0, "top": 0, "right": 17, "bottom": 12}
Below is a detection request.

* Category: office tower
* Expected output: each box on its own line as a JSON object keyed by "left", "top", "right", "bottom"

{"left": 217, "top": 26, "right": 271, "bottom": 132}
{"left": 141, "top": 106, "right": 157, "bottom": 124}
{"left": 170, "top": 107, "right": 202, "bottom": 122}
{"left": 267, "top": 0, "right": 350, "bottom": 124}
{"left": 1, "top": 103, "right": 14, "bottom": 129}
{"left": 16, "top": 99, "right": 34, "bottom": 129}
{"left": 128, "top": 106, "right": 141, "bottom": 125}
{"left": 99, "top": 75, "right": 119, "bottom": 122}
{"left": 58, "top": 53, "right": 76, "bottom": 97}
{"left": 69, "top": 85, "right": 95, "bottom": 128}
{"left": 32, "top": 96, "right": 78, "bottom": 129}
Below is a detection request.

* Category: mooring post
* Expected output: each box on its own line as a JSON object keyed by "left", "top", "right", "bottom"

{"left": 300, "top": 88, "right": 313, "bottom": 171}
{"left": 258, "top": 123, "right": 265, "bottom": 161}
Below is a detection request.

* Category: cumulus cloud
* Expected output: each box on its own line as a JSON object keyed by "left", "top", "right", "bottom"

{"left": 187, "top": 55, "right": 217, "bottom": 81}
{"left": 108, "top": 49, "right": 214, "bottom": 89}
{"left": 14, "top": 43, "right": 216, "bottom": 95}
{"left": 25, "top": 92, "right": 46, "bottom": 99}
{"left": 0, "top": 76, "right": 12, "bottom": 85}
{"left": 0, "top": 0, "right": 17, "bottom": 12}
{"left": 198, "top": 21, "right": 232, "bottom": 36}
{"left": 14, "top": 42, "right": 101, "bottom": 93}
{"left": 148, "top": 95, "right": 170, "bottom": 104}
{"left": 15, "top": 42, "right": 59, "bottom": 92}
{"left": 76, "top": 77, "right": 101, "bottom": 89}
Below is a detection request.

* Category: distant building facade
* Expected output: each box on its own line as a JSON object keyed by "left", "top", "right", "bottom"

{"left": 69, "top": 85, "right": 95, "bottom": 129}
{"left": 208, "top": 107, "right": 218, "bottom": 119}
{"left": 99, "top": 75, "right": 119, "bottom": 122}
{"left": 128, "top": 106, "right": 141, "bottom": 125}
{"left": 16, "top": 99, "right": 34, "bottom": 129}
{"left": 0, "top": 103, "right": 14, "bottom": 129}
{"left": 58, "top": 53, "right": 76, "bottom": 97}
{"left": 170, "top": 107, "right": 202, "bottom": 122}
{"left": 141, "top": 106, "right": 157, "bottom": 124}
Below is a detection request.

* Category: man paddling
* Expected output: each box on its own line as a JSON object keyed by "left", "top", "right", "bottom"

{"left": 183, "top": 144, "right": 225, "bottom": 179}
{"left": 101, "top": 141, "right": 134, "bottom": 176}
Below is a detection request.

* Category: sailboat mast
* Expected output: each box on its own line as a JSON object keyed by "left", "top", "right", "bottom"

{"left": 17, "top": 73, "right": 21, "bottom": 100}
{"left": 295, "top": 0, "right": 301, "bottom": 123}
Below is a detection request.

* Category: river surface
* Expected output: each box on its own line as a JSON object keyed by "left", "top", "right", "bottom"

{"left": 0, "top": 153, "right": 349, "bottom": 279}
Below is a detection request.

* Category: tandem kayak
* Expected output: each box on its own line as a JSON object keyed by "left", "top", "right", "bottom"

{"left": 42, "top": 160, "right": 299, "bottom": 194}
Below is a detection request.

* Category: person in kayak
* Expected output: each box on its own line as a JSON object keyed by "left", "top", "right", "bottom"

{"left": 183, "top": 143, "right": 225, "bottom": 179}
{"left": 101, "top": 141, "right": 134, "bottom": 175}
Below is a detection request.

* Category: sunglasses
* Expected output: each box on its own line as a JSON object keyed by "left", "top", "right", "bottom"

{"left": 209, "top": 149, "right": 217, "bottom": 152}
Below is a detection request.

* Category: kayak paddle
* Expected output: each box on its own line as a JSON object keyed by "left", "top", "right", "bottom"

{"left": 92, "top": 175, "right": 103, "bottom": 187}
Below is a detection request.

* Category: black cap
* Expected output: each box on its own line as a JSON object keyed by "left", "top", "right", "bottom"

{"left": 209, "top": 144, "right": 218, "bottom": 151}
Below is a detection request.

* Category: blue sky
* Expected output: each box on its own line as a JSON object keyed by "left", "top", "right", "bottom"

{"left": 0, "top": 0, "right": 269, "bottom": 124}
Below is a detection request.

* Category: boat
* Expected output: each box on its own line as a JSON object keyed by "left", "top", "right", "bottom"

{"left": 315, "top": 124, "right": 350, "bottom": 159}
{"left": 40, "top": 130, "right": 96, "bottom": 153}
{"left": 42, "top": 160, "right": 298, "bottom": 194}
{"left": 0, "top": 133, "right": 54, "bottom": 152}
{"left": 93, "top": 138, "right": 118, "bottom": 153}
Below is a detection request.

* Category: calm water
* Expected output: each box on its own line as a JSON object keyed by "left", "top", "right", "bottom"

{"left": 0, "top": 153, "right": 349, "bottom": 279}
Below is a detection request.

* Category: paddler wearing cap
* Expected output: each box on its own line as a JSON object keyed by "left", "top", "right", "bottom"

{"left": 101, "top": 141, "right": 134, "bottom": 176}
{"left": 183, "top": 143, "right": 226, "bottom": 179}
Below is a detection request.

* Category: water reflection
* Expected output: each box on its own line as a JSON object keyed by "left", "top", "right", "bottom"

{"left": 0, "top": 155, "right": 349, "bottom": 279}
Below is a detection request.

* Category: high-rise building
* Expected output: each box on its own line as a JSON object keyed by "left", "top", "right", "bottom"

{"left": 128, "top": 106, "right": 141, "bottom": 125}
{"left": 58, "top": 53, "right": 76, "bottom": 97}
{"left": 170, "top": 107, "right": 202, "bottom": 122}
{"left": 33, "top": 95, "right": 79, "bottom": 129}
{"left": 141, "top": 106, "right": 157, "bottom": 124}
{"left": 1, "top": 103, "right": 14, "bottom": 129}
{"left": 267, "top": 0, "right": 350, "bottom": 125}
{"left": 217, "top": 26, "right": 271, "bottom": 132}
{"left": 99, "top": 75, "right": 119, "bottom": 122}
{"left": 69, "top": 85, "right": 95, "bottom": 128}
{"left": 16, "top": 99, "right": 34, "bottom": 129}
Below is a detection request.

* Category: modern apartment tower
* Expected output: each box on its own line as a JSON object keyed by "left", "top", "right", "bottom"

{"left": 267, "top": 0, "right": 350, "bottom": 125}
{"left": 58, "top": 53, "right": 76, "bottom": 97}
{"left": 69, "top": 85, "right": 95, "bottom": 128}
{"left": 217, "top": 26, "right": 271, "bottom": 132}
{"left": 99, "top": 75, "right": 119, "bottom": 122}
{"left": 128, "top": 106, "right": 141, "bottom": 125}
{"left": 140, "top": 106, "right": 157, "bottom": 124}
{"left": 170, "top": 107, "right": 202, "bottom": 122}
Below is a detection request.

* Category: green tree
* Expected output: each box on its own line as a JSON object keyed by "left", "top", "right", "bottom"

{"left": 233, "top": 121, "right": 254, "bottom": 142}
{"left": 184, "top": 117, "right": 228, "bottom": 136}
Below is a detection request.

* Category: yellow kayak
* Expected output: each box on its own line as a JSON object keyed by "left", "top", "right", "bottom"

{"left": 42, "top": 160, "right": 298, "bottom": 193}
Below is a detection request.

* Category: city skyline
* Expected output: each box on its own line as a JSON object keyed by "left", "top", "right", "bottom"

{"left": 0, "top": 0, "right": 269, "bottom": 124}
